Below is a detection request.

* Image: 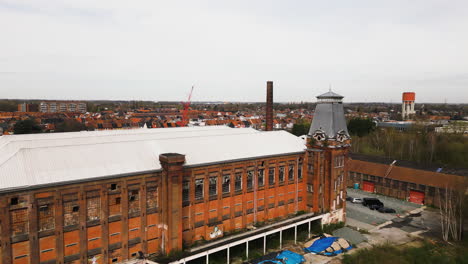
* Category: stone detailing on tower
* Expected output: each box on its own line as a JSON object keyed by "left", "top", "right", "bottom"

{"left": 308, "top": 91, "right": 350, "bottom": 147}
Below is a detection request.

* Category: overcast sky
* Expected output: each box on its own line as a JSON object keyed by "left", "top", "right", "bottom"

{"left": 1, "top": 0, "right": 467, "bottom": 103}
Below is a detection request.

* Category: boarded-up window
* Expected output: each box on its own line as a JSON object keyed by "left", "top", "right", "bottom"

{"left": 128, "top": 187, "right": 140, "bottom": 215}
{"left": 63, "top": 193, "right": 79, "bottom": 227}
{"left": 86, "top": 191, "right": 101, "bottom": 221}
{"left": 147, "top": 182, "right": 158, "bottom": 209}
{"left": 108, "top": 193, "right": 121, "bottom": 217}
{"left": 11, "top": 208, "right": 29, "bottom": 236}
{"left": 38, "top": 198, "right": 55, "bottom": 231}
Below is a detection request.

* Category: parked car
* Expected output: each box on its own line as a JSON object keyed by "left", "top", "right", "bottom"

{"left": 378, "top": 207, "right": 396, "bottom": 213}
{"left": 362, "top": 198, "right": 384, "bottom": 209}
{"left": 346, "top": 196, "right": 353, "bottom": 201}
{"left": 369, "top": 204, "right": 383, "bottom": 210}
{"left": 350, "top": 198, "right": 363, "bottom": 204}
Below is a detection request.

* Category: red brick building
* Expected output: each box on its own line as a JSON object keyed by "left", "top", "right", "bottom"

{"left": 0, "top": 91, "right": 351, "bottom": 264}
{"left": 347, "top": 154, "right": 466, "bottom": 206}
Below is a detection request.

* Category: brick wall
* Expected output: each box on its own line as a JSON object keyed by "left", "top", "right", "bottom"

{"left": 0, "top": 149, "right": 347, "bottom": 263}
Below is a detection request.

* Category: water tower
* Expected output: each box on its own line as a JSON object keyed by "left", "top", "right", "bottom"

{"left": 402, "top": 92, "right": 416, "bottom": 119}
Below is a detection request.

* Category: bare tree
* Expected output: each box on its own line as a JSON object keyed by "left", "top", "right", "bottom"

{"left": 437, "top": 181, "right": 467, "bottom": 242}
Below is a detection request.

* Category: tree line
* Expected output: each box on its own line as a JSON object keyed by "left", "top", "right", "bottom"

{"left": 349, "top": 118, "right": 468, "bottom": 169}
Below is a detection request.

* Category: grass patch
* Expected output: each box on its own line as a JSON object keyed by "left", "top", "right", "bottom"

{"left": 322, "top": 221, "right": 345, "bottom": 234}
{"left": 342, "top": 240, "right": 468, "bottom": 264}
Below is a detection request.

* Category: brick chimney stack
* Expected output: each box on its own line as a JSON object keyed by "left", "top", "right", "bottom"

{"left": 266, "top": 81, "right": 273, "bottom": 131}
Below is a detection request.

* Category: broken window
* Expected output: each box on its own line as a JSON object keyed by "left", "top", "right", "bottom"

{"left": 222, "top": 175, "right": 231, "bottom": 194}
{"left": 63, "top": 193, "right": 79, "bottom": 227}
{"left": 288, "top": 165, "right": 294, "bottom": 181}
{"left": 147, "top": 182, "right": 158, "bottom": 209}
{"left": 268, "top": 167, "right": 275, "bottom": 186}
{"left": 247, "top": 170, "right": 254, "bottom": 190}
{"left": 10, "top": 197, "right": 19, "bottom": 205}
{"left": 235, "top": 173, "right": 242, "bottom": 192}
{"left": 195, "top": 179, "right": 204, "bottom": 200}
{"left": 10, "top": 208, "right": 29, "bottom": 236}
{"left": 258, "top": 169, "right": 264, "bottom": 187}
{"left": 109, "top": 183, "right": 119, "bottom": 191}
{"left": 209, "top": 177, "right": 218, "bottom": 196}
{"left": 108, "top": 193, "right": 121, "bottom": 217}
{"left": 38, "top": 198, "right": 55, "bottom": 231}
{"left": 128, "top": 187, "right": 140, "bottom": 215}
{"left": 279, "top": 166, "right": 285, "bottom": 183}
{"left": 182, "top": 181, "right": 190, "bottom": 202}
{"left": 86, "top": 191, "right": 101, "bottom": 222}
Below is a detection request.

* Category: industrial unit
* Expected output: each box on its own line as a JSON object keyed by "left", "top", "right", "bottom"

{"left": 347, "top": 155, "right": 466, "bottom": 206}
{"left": 0, "top": 89, "right": 351, "bottom": 264}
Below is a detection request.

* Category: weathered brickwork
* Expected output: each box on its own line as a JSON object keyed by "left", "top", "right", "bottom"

{"left": 0, "top": 150, "right": 349, "bottom": 264}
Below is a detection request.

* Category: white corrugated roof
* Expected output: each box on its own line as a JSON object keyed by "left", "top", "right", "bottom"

{"left": 0, "top": 126, "right": 305, "bottom": 193}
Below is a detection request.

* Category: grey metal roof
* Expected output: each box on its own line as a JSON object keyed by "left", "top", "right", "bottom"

{"left": 309, "top": 92, "right": 349, "bottom": 139}
{"left": 316, "top": 91, "right": 344, "bottom": 99}
{"left": 0, "top": 126, "right": 306, "bottom": 193}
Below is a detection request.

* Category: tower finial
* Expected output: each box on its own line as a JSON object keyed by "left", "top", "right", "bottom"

{"left": 329, "top": 83, "right": 332, "bottom": 92}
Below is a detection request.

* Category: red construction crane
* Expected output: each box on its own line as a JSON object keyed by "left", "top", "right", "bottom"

{"left": 181, "top": 86, "right": 194, "bottom": 126}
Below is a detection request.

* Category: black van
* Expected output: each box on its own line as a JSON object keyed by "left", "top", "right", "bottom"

{"left": 362, "top": 198, "right": 384, "bottom": 209}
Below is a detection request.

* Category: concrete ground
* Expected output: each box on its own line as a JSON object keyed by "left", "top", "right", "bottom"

{"left": 346, "top": 188, "right": 421, "bottom": 227}
{"left": 299, "top": 190, "right": 440, "bottom": 263}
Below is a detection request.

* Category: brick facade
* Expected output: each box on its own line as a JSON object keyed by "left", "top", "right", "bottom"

{"left": 0, "top": 148, "right": 349, "bottom": 264}
{"left": 347, "top": 159, "right": 466, "bottom": 207}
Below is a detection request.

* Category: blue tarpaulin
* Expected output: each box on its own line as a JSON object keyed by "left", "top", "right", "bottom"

{"left": 304, "top": 237, "right": 353, "bottom": 256}
{"left": 257, "top": 250, "right": 305, "bottom": 264}
{"left": 276, "top": 250, "right": 305, "bottom": 264}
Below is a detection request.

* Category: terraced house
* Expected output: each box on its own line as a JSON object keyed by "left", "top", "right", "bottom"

{"left": 0, "top": 91, "right": 351, "bottom": 264}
